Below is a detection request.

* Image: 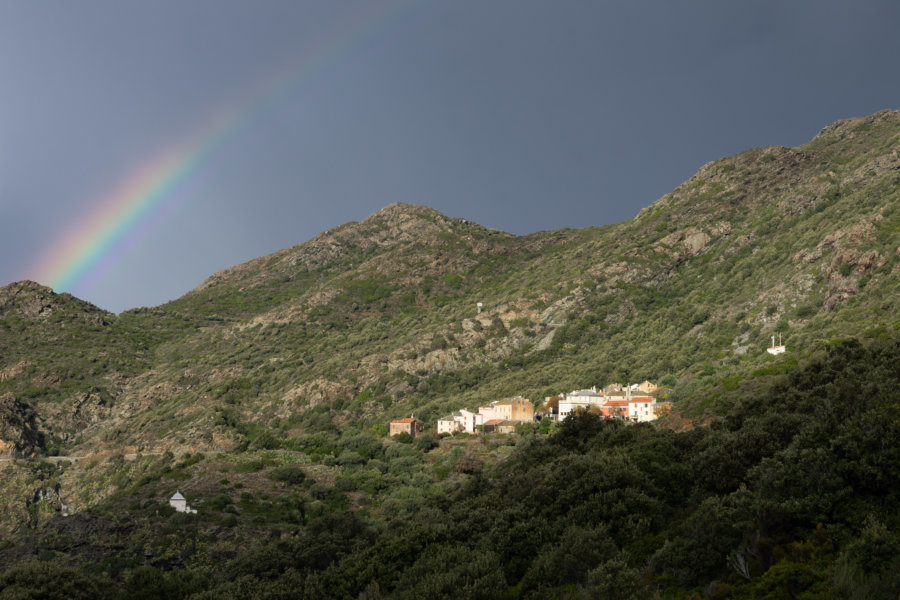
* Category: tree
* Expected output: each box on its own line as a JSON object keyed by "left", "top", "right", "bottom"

{"left": 0, "top": 562, "right": 117, "bottom": 600}
{"left": 414, "top": 434, "right": 437, "bottom": 452}
{"left": 544, "top": 395, "right": 561, "bottom": 414}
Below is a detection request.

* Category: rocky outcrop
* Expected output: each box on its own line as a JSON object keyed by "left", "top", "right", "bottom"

{"left": 386, "top": 348, "right": 462, "bottom": 376}
{"left": 824, "top": 248, "right": 887, "bottom": 311}
{"left": 797, "top": 217, "right": 889, "bottom": 310}
{"left": 36, "top": 393, "right": 115, "bottom": 442}
{"left": 0, "top": 393, "right": 41, "bottom": 457}
{"left": 655, "top": 222, "right": 731, "bottom": 261}
{"left": 281, "top": 378, "right": 353, "bottom": 409}
{"left": 0, "top": 361, "right": 30, "bottom": 382}
{"left": 811, "top": 109, "right": 900, "bottom": 143}
{"left": 0, "top": 281, "right": 59, "bottom": 319}
{"left": 0, "top": 281, "right": 108, "bottom": 322}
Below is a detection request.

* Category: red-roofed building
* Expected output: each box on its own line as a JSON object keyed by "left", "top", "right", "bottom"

{"left": 602, "top": 400, "right": 629, "bottom": 419}
{"left": 390, "top": 417, "right": 424, "bottom": 438}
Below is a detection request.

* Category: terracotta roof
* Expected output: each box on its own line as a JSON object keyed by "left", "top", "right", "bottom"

{"left": 629, "top": 397, "right": 654, "bottom": 403}
{"left": 391, "top": 418, "right": 418, "bottom": 423}
{"left": 483, "top": 419, "right": 504, "bottom": 426}
{"left": 604, "top": 400, "right": 629, "bottom": 406}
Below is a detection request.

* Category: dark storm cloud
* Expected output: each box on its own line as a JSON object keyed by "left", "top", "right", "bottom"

{"left": 1, "top": 0, "right": 898, "bottom": 312}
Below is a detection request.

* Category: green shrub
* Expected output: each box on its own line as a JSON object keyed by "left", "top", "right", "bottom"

{"left": 414, "top": 434, "right": 438, "bottom": 452}
{"left": 336, "top": 450, "right": 366, "bottom": 466}
{"left": 794, "top": 305, "right": 816, "bottom": 319}
{"left": 237, "top": 459, "right": 269, "bottom": 473}
{"left": 269, "top": 464, "right": 306, "bottom": 485}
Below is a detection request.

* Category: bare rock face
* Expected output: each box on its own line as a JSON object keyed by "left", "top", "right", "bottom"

{"left": 682, "top": 230, "right": 711, "bottom": 255}
{"left": 656, "top": 226, "right": 717, "bottom": 260}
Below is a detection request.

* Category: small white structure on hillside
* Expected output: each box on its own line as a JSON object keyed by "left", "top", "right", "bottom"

{"left": 170, "top": 491, "right": 197, "bottom": 514}
{"left": 767, "top": 334, "right": 786, "bottom": 355}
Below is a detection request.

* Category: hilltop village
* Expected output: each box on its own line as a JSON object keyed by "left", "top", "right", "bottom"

{"left": 390, "top": 380, "right": 672, "bottom": 438}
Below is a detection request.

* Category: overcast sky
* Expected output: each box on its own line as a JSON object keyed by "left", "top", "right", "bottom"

{"left": 2, "top": 1, "right": 898, "bottom": 313}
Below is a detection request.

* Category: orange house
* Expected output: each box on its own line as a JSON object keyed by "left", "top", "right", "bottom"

{"left": 602, "top": 400, "right": 629, "bottom": 419}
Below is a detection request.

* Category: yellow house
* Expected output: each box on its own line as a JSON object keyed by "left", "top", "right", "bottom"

{"left": 637, "top": 380, "right": 658, "bottom": 395}
{"left": 437, "top": 414, "right": 462, "bottom": 435}
{"left": 491, "top": 396, "right": 534, "bottom": 423}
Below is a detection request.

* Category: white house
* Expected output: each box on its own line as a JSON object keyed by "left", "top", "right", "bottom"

{"left": 437, "top": 409, "right": 478, "bottom": 434}
{"left": 169, "top": 491, "right": 197, "bottom": 514}
{"left": 478, "top": 404, "right": 496, "bottom": 422}
{"left": 457, "top": 409, "right": 478, "bottom": 433}
{"left": 558, "top": 388, "right": 605, "bottom": 420}
{"left": 627, "top": 396, "right": 656, "bottom": 423}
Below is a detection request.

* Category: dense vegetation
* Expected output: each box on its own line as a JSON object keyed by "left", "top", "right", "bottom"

{"left": 2, "top": 336, "right": 898, "bottom": 599}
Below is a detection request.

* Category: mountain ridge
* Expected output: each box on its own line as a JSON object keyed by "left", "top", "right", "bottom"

{"left": 0, "top": 109, "right": 897, "bottom": 541}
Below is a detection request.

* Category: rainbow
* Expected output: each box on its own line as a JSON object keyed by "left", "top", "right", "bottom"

{"left": 28, "top": 0, "right": 419, "bottom": 302}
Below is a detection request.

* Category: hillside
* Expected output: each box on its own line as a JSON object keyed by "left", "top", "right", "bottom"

{"left": 1, "top": 337, "right": 897, "bottom": 598}
{"left": 0, "top": 109, "right": 898, "bottom": 597}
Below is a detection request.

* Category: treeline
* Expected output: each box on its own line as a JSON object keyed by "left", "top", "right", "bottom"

{"left": 2, "top": 337, "right": 898, "bottom": 599}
